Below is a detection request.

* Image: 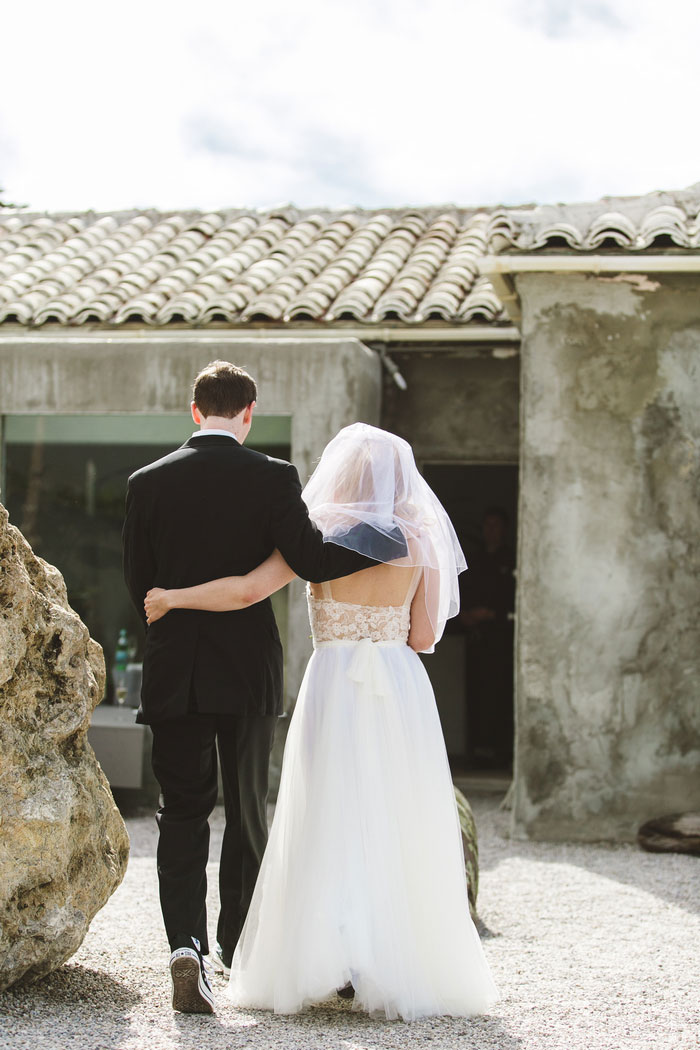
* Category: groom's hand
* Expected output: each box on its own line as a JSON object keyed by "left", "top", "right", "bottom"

{"left": 145, "top": 588, "right": 170, "bottom": 624}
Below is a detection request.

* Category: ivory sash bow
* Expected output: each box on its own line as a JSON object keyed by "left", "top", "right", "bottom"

{"left": 345, "top": 637, "right": 400, "bottom": 700}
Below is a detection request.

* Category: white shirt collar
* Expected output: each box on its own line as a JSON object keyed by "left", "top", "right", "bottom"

{"left": 191, "top": 429, "right": 239, "bottom": 441}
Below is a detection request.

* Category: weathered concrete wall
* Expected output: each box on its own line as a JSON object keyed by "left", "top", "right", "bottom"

{"left": 0, "top": 332, "right": 381, "bottom": 707}
{"left": 514, "top": 272, "right": 700, "bottom": 840}
{"left": 381, "top": 349, "right": 520, "bottom": 463}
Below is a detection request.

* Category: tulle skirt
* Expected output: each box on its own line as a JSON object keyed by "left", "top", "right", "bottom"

{"left": 227, "top": 639, "right": 498, "bottom": 1021}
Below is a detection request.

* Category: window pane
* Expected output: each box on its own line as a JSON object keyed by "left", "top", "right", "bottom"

{"left": 3, "top": 414, "right": 291, "bottom": 701}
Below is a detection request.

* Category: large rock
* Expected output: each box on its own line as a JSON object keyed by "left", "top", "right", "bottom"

{"left": 638, "top": 813, "right": 700, "bottom": 856}
{"left": 0, "top": 504, "right": 129, "bottom": 990}
{"left": 454, "top": 786, "right": 479, "bottom": 922}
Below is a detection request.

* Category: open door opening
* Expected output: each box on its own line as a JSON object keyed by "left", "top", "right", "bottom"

{"left": 421, "top": 463, "right": 518, "bottom": 776}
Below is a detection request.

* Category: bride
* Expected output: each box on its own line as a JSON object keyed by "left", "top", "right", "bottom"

{"left": 144, "top": 423, "right": 498, "bottom": 1021}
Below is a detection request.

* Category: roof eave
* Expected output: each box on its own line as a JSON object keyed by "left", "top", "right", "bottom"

{"left": 479, "top": 253, "right": 700, "bottom": 323}
{"left": 0, "top": 322, "right": 520, "bottom": 345}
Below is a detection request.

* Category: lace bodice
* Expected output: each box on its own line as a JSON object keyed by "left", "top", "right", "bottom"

{"left": 307, "top": 578, "right": 417, "bottom": 645}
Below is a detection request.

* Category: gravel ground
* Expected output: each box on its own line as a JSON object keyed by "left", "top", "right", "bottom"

{"left": 1, "top": 794, "right": 699, "bottom": 1050}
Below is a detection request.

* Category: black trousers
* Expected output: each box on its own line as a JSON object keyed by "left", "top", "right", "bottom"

{"left": 150, "top": 712, "right": 277, "bottom": 956}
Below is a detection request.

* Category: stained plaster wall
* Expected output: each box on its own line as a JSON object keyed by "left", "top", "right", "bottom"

{"left": 514, "top": 272, "right": 700, "bottom": 839}
{"left": 381, "top": 350, "right": 520, "bottom": 463}
{"left": 0, "top": 332, "right": 382, "bottom": 713}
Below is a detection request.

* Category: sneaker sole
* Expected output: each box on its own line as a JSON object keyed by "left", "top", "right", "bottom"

{"left": 170, "top": 956, "right": 214, "bottom": 1014}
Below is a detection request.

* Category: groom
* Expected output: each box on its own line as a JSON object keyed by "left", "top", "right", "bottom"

{"left": 122, "top": 360, "right": 379, "bottom": 1014}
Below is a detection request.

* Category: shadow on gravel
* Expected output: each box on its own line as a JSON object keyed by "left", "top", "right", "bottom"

{"left": 172, "top": 1009, "right": 232, "bottom": 1041}
{"left": 475, "top": 918, "right": 502, "bottom": 939}
{"left": 542, "top": 845, "right": 700, "bottom": 919}
{"left": 474, "top": 791, "right": 700, "bottom": 922}
{"left": 0, "top": 964, "right": 140, "bottom": 1050}
{"left": 190, "top": 1003, "right": 525, "bottom": 1050}
{"left": 302, "top": 1008, "right": 524, "bottom": 1050}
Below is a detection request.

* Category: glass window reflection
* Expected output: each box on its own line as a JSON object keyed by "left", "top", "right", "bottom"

{"left": 2, "top": 414, "right": 291, "bottom": 701}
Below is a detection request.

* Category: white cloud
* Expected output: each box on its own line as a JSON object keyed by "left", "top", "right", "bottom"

{"left": 1, "top": 0, "right": 699, "bottom": 211}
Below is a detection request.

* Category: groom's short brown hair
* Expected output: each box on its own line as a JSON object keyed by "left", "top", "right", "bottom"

{"left": 192, "top": 361, "right": 257, "bottom": 418}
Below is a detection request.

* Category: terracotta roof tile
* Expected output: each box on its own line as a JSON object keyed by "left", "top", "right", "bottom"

{"left": 1, "top": 207, "right": 503, "bottom": 326}
{"left": 1, "top": 191, "right": 698, "bottom": 327}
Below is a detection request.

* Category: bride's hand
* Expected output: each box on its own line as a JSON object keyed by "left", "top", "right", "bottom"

{"left": 145, "top": 588, "right": 171, "bottom": 624}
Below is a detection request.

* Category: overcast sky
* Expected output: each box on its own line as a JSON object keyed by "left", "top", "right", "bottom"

{"left": 2, "top": 0, "right": 699, "bottom": 213}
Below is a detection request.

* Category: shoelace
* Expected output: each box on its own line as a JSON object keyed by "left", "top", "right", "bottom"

{"left": 190, "top": 938, "right": 214, "bottom": 987}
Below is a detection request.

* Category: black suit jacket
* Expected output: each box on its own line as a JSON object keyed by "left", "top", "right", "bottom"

{"left": 122, "top": 434, "right": 380, "bottom": 724}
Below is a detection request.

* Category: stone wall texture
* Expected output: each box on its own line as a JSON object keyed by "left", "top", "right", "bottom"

{"left": 514, "top": 272, "right": 700, "bottom": 839}
{"left": 382, "top": 350, "right": 520, "bottom": 464}
{"left": 0, "top": 504, "right": 129, "bottom": 990}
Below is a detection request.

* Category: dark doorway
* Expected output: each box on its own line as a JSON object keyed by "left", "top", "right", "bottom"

{"left": 420, "top": 464, "right": 518, "bottom": 774}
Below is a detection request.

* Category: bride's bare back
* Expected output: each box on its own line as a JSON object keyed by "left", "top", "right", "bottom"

{"left": 309, "top": 562, "right": 419, "bottom": 607}
{"left": 309, "top": 562, "right": 434, "bottom": 651}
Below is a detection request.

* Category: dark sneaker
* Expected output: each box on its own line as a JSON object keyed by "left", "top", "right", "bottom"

{"left": 169, "top": 936, "right": 215, "bottom": 1014}
{"left": 337, "top": 981, "right": 355, "bottom": 1000}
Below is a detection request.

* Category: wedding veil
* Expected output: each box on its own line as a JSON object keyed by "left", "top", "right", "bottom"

{"left": 302, "top": 423, "right": 466, "bottom": 650}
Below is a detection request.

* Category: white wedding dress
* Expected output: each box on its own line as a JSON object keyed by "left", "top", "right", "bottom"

{"left": 227, "top": 576, "right": 498, "bottom": 1021}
